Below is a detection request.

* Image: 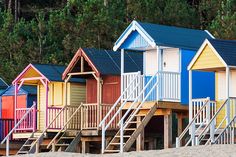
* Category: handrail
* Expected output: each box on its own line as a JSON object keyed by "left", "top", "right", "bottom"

{"left": 47, "top": 104, "right": 82, "bottom": 149}
{"left": 123, "top": 75, "right": 159, "bottom": 129}
{"left": 178, "top": 98, "right": 210, "bottom": 141}
{"left": 213, "top": 115, "right": 236, "bottom": 144}
{"left": 1, "top": 102, "right": 36, "bottom": 144}
{"left": 118, "top": 71, "right": 159, "bottom": 126}
{"left": 197, "top": 99, "right": 229, "bottom": 142}
{"left": 99, "top": 71, "right": 140, "bottom": 127}
{"left": 30, "top": 105, "right": 67, "bottom": 150}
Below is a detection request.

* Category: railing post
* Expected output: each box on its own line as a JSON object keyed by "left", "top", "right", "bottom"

{"left": 191, "top": 121, "right": 195, "bottom": 146}
{"left": 176, "top": 137, "right": 180, "bottom": 148}
{"left": 33, "top": 102, "right": 36, "bottom": 132}
{"left": 195, "top": 137, "right": 199, "bottom": 145}
{"left": 120, "top": 119, "right": 123, "bottom": 153}
{"left": 6, "top": 137, "right": 9, "bottom": 157}
{"left": 101, "top": 123, "right": 105, "bottom": 154}
{"left": 206, "top": 98, "right": 210, "bottom": 123}
{"left": 36, "top": 140, "right": 39, "bottom": 153}
{"left": 210, "top": 121, "right": 215, "bottom": 143}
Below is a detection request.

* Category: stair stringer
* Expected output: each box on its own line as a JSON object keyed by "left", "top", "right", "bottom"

{"left": 123, "top": 103, "right": 157, "bottom": 151}
{"left": 65, "top": 131, "right": 82, "bottom": 152}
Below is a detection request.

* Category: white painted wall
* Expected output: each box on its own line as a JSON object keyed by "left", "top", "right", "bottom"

{"left": 144, "top": 49, "right": 157, "bottom": 75}
{"left": 217, "top": 70, "right": 236, "bottom": 100}
{"left": 162, "top": 48, "right": 180, "bottom": 72}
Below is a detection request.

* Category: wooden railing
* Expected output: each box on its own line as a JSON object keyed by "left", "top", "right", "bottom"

{"left": 47, "top": 106, "right": 65, "bottom": 130}
{"left": 122, "top": 71, "right": 180, "bottom": 102}
{"left": 122, "top": 71, "right": 143, "bottom": 101}
{"left": 81, "top": 103, "right": 119, "bottom": 130}
{"left": 0, "top": 119, "right": 14, "bottom": 141}
{"left": 15, "top": 105, "right": 36, "bottom": 132}
{"left": 100, "top": 104, "right": 119, "bottom": 129}
{"left": 159, "top": 71, "right": 180, "bottom": 101}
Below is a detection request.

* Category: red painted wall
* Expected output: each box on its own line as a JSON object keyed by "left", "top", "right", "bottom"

{"left": 86, "top": 76, "right": 121, "bottom": 104}
{"left": 102, "top": 76, "right": 120, "bottom": 104}
{"left": 1, "top": 95, "right": 27, "bottom": 119}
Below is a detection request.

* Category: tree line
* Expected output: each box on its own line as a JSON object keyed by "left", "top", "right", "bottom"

{"left": 0, "top": 0, "right": 235, "bottom": 83}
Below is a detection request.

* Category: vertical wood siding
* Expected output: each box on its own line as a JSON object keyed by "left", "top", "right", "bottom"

{"left": 1, "top": 95, "right": 27, "bottom": 119}
{"left": 38, "top": 84, "right": 46, "bottom": 131}
{"left": 102, "top": 76, "right": 121, "bottom": 104}
{"left": 86, "top": 79, "right": 97, "bottom": 103}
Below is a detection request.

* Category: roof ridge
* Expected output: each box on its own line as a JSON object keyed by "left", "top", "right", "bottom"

{"left": 137, "top": 21, "right": 206, "bottom": 32}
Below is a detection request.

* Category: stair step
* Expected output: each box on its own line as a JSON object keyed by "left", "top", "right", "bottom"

{"left": 23, "top": 144, "right": 32, "bottom": 147}
{"left": 60, "top": 136, "right": 75, "bottom": 139}
{"left": 17, "top": 151, "right": 29, "bottom": 154}
{"left": 124, "top": 128, "right": 136, "bottom": 131}
{"left": 128, "top": 121, "right": 138, "bottom": 124}
{"left": 116, "top": 135, "right": 131, "bottom": 138}
{"left": 55, "top": 144, "right": 69, "bottom": 147}
{"left": 28, "top": 137, "right": 37, "bottom": 140}
{"left": 109, "top": 143, "right": 125, "bottom": 145}
{"left": 104, "top": 150, "right": 120, "bottom": 153}
{"left": 135, "top": 114, "right": 146, "bottom": 117}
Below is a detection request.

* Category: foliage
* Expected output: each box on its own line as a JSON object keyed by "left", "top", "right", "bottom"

{"left": 0, "top": 0, "right": 235, "bottom": 83}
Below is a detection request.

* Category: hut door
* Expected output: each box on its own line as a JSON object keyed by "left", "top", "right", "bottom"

{"left": 161, "top": 48, "right": 180, "bottom": 72}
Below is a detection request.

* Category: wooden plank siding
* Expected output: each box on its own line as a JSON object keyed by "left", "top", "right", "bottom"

{"left": 69, "top": 83, "right": 86, "bottom": 106}
{"left": 102, "top": 76, "right": 120, "bottom": 104}
{"left": 37, "top": 82, "right": 86, "bottom": 131}
{"left": 86, "top": 79, "right": 97, "bottom": 103}
{"left": 38, "top": 84, "right": 46, "bottom": 131}
{"left": 191, "top": 44, "right": 225, "bottom": 70}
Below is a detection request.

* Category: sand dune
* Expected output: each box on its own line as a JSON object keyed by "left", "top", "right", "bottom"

{"left": 14, "top": 145, "right": 236, "bottom": 157}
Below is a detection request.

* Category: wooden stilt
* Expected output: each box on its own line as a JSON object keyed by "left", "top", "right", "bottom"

{"left": 82, "top": 141, "right": 86, "bottom": 154}
{"left": 164, "top": 113, "right": 172, "bottom": 148}
{"left": 177, "top": 114, "right": 183, "bottom": 136}
{"left": 136, "top": 116, "right": 144, "bottom": 151}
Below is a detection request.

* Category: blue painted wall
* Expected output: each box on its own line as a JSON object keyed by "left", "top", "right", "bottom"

{"left": 181, "top": 49, "right": 215, "bottom": 105}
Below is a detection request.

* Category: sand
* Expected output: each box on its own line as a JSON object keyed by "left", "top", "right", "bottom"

{"left": 13, "top": 145, "right": 236, "bottom": 157}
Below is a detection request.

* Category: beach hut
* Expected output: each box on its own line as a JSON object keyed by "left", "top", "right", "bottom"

{"left": 2, "top": 64, "right": 85, "bottom": 140}
{"left": 60, "top": 47, "right": 142, "bottom": 153}
{"left": 177, "top": 39, "right": 236, "bottom": 147}
{"left": 99, "top": 20, "right": 216, "bottom": 153}
{"left": 0, "top": 85, "right": 36, "bottom": 142}
{"left": 1, "top": 85, "right": 37, "bottom": 119}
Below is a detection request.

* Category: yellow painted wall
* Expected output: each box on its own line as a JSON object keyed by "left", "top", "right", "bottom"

{"left": 191, "top": 44, "right": 225, "bottom": 70}
{"left": 37, "top": 81, "right": 86, "bottom": 131}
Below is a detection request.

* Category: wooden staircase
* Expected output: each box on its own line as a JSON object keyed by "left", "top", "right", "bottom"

{"left": 51, "top": 130, "right": 81, "bottom": 152}
{"left": 104, "top": 103, "right": 157, "bottom": 153}
{"left": 17, "top": 132, "right": 43, "bottom": 154}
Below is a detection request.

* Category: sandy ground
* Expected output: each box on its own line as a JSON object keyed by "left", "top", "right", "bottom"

{"left": 13, "top": 145, "right": 236, "bottom": 157}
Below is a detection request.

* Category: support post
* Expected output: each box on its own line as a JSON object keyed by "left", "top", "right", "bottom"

{"left": 101, "top": 123, "right": 105, "bottom": 154}
{"left": 120, "top": 119, "right": 124, "bottom": 153}
{"left": 45, "top": 81, "right": 49, "bottom": 128}
{"left": 177, "top": 114, "right": 183, "bottom": 136}
{"left": 14, "top": 83, "right": 18, "bottom": 128}
{"left": 164, "top": 112, "right": 172, "bottom": 148}
{"left": 6, "top": 137, "right": 9, "bottom": 157}
{"left": 121, "top": 49, "right": 124, "bottom": 101}
{"left": 189, "top": 70, "right": 192, "bottom": 123}
{"left": 136, "top": 116, "right": 144, "bottom": 151}
{"left": 157, "top": 46, "right": 161, "bottom": 101}
{"left": 226, "top": 67, "right": 230, "bottom": 125}
{"left": 82, "top": 141, "right": 86, "bottom": 154}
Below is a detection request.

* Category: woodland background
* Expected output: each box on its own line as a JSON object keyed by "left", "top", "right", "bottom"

{"left": 0, "top": 0, "right": 235, "bottom": 83}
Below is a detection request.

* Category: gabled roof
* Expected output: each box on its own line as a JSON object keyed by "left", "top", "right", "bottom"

{"left": 32, "top": 64, "right": 85, "bottom": 83}
{"left": 13, "top": 64, "right": 85, "bottom": 84}
{"left": 208, "top": 39, "right": 236, "bottom": 66}
{"left": 63, "top": 48, "right": 143, "bottom": 79}
{"left": 114, "top": 20, "right": 214, "bottom": 51}
{"left": 0, "top": 78, "right": 8, "bottom": 89}
{"left": 188, "top": 39, "right": 236, "bottom": 70}
{"left": 1, "top": 85, "right": 37, "bottom": 96}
